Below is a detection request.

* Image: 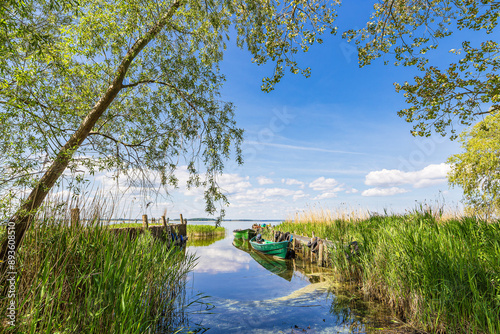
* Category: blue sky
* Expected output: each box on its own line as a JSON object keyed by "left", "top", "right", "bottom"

{"left": 85, "top": 2, "right": 471, "bottom": 220}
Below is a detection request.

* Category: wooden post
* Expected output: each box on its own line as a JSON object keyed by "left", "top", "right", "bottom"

{"left": 180, "top": 214, "right": 184, "bottom": 225}
{"left": 142, "top": 214, "right": 148, "bottom": 229}
{"left": 324, "top": 244, "right": 329, "bottom": 267}
{"left": 318, "top": 242, "right": 324, "bottom": 267}
{"left": 309, "top": 249, "right": 312, "bottom": 263}
{"left": 71, "top": 208, "right": 80, "bottom": 228}
{"left": 161, "top": 215, "right": 167, "bottom": 227}
{"left": 152, "top": 217, "right": 156, "bottom": 224}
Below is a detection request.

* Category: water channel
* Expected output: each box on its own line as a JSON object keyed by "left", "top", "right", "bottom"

{"left": 182, "top": 221, "right": 399, "bottom": 334}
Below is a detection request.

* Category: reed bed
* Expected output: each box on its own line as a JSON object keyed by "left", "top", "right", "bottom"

{"left": 276, "top": 207, "right": 500, "bottom": 333}
{"left": 187, "top": 225, "right": 225, "bottom": 235}
{"left": 106, "top": 224, "right": 225, "bottom": 236}
{"left": 108, "top": 222, "right": 163, "bottom": 228}
{"left": 0, "top": 202, "right": 197, "bottom": 333}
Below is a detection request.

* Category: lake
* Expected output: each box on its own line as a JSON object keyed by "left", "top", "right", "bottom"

{"left": 181, "top": 221, "right": 397, "bottom": 334}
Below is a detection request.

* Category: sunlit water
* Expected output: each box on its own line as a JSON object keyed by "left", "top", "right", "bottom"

{"left": 182, "top": 221, "right": 392, "bottom": 334}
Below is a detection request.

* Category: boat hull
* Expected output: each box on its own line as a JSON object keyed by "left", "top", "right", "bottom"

{"left": 233, "top": 228, "right": 256, "bottom": 239}
{"left": 249, "top": 236, "right": 289, "bottom": 259}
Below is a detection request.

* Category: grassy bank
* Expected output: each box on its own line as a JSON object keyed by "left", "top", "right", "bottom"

{"left": 1, "top": 220, "right": 196, "bottom": 333}
{"left": 274, "top": 209, "right": 500, "bottom": 333}
{"left": 187, "top": 224, "right": 225, "bottom": 237}
{"left": 106, "top": 222, "right": 225, "bottom": 237}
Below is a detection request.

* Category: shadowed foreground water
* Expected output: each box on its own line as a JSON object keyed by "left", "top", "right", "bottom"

{"left": 181, "top": 221, "right": 401, "bottom": 334}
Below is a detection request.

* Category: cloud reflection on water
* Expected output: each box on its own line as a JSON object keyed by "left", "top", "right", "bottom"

{"left": 190, "top": 245, "right": 251, "bottom": 274}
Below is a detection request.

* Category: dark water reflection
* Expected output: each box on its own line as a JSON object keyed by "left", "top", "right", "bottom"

{"left": 182, "top": 221, "right": 396, "bottom": 334}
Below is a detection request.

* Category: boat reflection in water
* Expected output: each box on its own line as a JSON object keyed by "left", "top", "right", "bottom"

{"left": 232, "top": 238, "right": 294, "bottom": 282}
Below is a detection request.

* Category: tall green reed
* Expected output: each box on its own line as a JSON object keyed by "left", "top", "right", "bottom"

{"left": 1, "top": 200, "right": 196, "bottom": 333}
{"left": 276, "top": 209, "right": 500, "bottom": 333}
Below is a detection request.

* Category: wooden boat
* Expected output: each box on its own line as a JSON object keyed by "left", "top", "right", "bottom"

{"left": 249, "top": 236, "right": 290, "bottom": 259}
{"left": 233, "top": 228, "right": 256, "bottom": 239}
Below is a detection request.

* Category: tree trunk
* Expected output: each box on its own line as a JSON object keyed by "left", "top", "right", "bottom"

{"left": 0, "top": 1, "right": 182, "bottom": 271}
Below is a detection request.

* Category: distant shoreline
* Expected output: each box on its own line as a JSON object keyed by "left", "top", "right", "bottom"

{"left": 97, "top": 218, "right": 283, "bottom": 223}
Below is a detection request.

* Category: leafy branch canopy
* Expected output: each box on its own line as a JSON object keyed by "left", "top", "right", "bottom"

{"left": 344, "top": 0, "right": 500, "bottom": 139}
{"left": 0, "top": 0, "right": 339, "bottom": 219}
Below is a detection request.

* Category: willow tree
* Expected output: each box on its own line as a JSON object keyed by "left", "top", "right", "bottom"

{"left": 0, "top": 0, "right": 338, "bottom": 261}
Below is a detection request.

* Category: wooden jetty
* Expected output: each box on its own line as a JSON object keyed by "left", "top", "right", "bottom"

{"left": 268, "top": 229, "right": 332, "bottom": 267}
{"left": 70, "top": 208, "right": 188, "bottom": 244}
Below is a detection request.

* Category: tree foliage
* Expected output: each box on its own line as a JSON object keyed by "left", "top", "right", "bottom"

{"left": 448, "top": 112, "right": 500, "bottom": 219}
{"left": 0, "top": 0, "right": 339, "bottom": 260}
{"left": 344, "top": 0, "right": 500, "bottom": 139}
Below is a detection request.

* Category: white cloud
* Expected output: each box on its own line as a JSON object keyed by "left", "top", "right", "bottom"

{"left": 345, "top": 188, "right": 359, "bottom": 194}
{"left": 364, "top": 163, "right": 450, "bottom": 188}
{"left": 229, "top": 187, "right": 306, "bottom": 206}
{"left": 217, "top": 174, "right": 252, "bottom": 194}
{"left": 281, "top": 178, "right": 305, "bottom": 188}
{"left": 293, "top": 192, "right": 308, "bottom": 201}
{"left": 308, "top": 177, "right": 345, "bottom": 200}
{"left": 313, "top": 192, "right": 338, "bottom": 200}
{"left": 256, "top": 176, "right": 274, "bottom": 185}
{"left": 262, "top": 188, "right": 300, "bottom": 197}
{"left": 361, "top": 187, "right": 409, "bottom": 197}
{"left": 309, "top": 177, "right": 342, "bottom": 191}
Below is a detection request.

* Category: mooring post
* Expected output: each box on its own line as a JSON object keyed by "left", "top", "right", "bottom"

{"left": 71, "top": 208, "right": 80, "bottom": 228}
{"left": 318, "top": 241, "right": 324, "bottom": 267}
{"left": 180, "top": 214, "right": 184, "bottom": 225}
{"left": 324, "top": 244, "right": 329, "bottom": 267}
{"left": 142, "top": 214, "right": 148, "bottom": 229}
{"left": 161, "top": 215, "right": 167, "bottom": 227}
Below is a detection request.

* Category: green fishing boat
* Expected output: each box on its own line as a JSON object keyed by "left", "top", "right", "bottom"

{"left": 233, "top": 228, "right": 256, "bottom": 239}
{"left": 249, "top": 236, "right": 291, "bottom": 259}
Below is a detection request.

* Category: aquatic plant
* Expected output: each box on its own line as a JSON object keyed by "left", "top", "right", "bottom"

{"left": 187, "top": 224, "right": 225, "bottom": 235}
{"left": 0, "top": 206, "right": 196, "bottom": 333}
{"left": 275, "top": 208, "right": 500, "bottom": 333}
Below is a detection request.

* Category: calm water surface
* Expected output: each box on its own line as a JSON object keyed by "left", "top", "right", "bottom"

{"left": 183, "top": 221, "right": 391, "bottom": 334}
